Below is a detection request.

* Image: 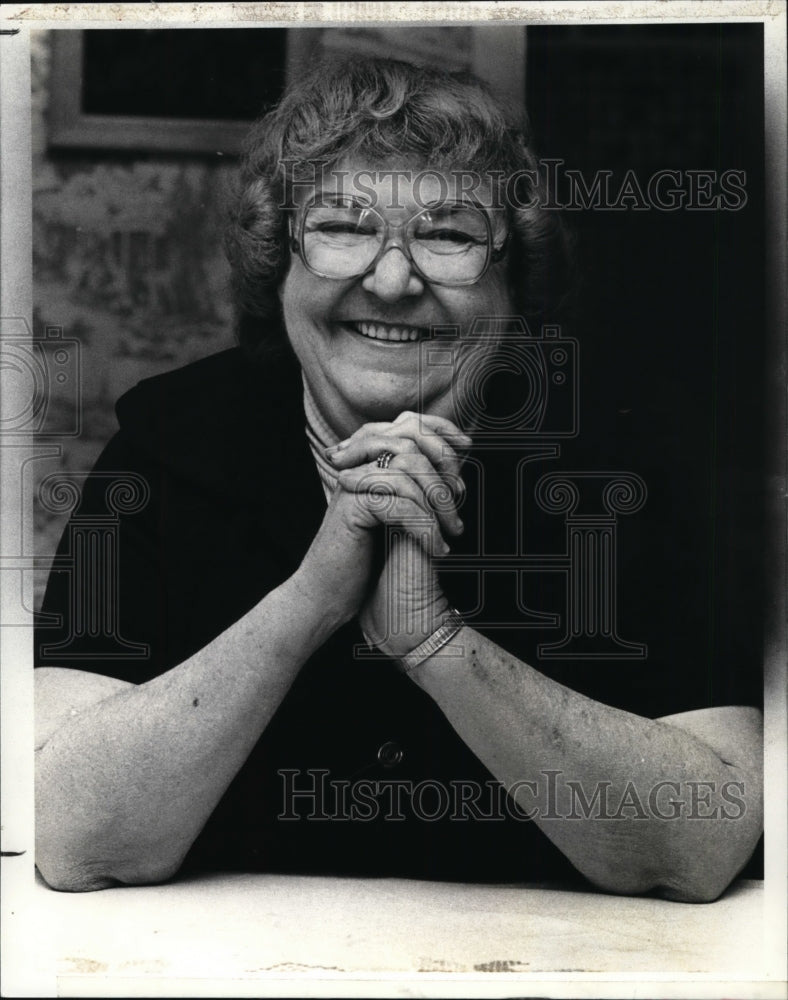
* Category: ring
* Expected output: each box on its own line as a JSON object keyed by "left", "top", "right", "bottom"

{"left": 376, "top": 450, "right": 395, "bottom": 469}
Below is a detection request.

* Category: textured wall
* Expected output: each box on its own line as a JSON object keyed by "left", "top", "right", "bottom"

{"left": 32, "top": 30, "right": 237, "bottom": 606}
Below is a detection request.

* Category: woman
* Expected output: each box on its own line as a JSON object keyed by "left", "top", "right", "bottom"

{"left": 34, "top": 58, "right": 762, "bottom": 898}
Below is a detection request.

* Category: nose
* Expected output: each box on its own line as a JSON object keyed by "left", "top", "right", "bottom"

{"left": 361, "top": 246, "right": 425, "bottom": 303}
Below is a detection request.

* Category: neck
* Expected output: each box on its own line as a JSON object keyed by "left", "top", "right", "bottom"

{"left": 302, "top": 377, "right": 342, "bottom": 448}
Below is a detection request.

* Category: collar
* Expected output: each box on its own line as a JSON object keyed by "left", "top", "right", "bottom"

{"left": 303, "top": 377, "right": 340, "bottom": 502}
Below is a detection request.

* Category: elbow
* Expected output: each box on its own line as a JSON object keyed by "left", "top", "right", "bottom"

{"left": 660, "top": 785, "right": 765, "bottom": 903}
{"left": 36, "top": 830, "right": 183, "bottom": 892}
{"left": 36, "top": 796, "right": 186, "bottom": 892}
{"left": 36, "top": 850, "right": 181, "bottom": 892}
{"left": 578, "top": 828, "right": 762, "bottom": 903}
{"left": 657, "top": 862, "right": 745, "bottom": 903}
{"left": 582, "top": 861, "right": 735, "bottom": 904}
{"left": 657, "top": 843, "right": 761, "bottom": 904}
{"left": 36, "top": 858, "right": 118, "bottom": 893}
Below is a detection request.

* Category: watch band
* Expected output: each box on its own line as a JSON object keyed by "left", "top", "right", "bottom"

{"left": 399, "top": 609, "right": 465, "bottom": 674}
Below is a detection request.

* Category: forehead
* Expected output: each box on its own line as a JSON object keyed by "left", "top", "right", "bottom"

{"left": 305, "top": 159, "right": 500, "bottom": 216}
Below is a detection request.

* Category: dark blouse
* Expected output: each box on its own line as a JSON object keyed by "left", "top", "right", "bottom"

{"left": 35, "top": 345, "right": 763, "bottom": 883}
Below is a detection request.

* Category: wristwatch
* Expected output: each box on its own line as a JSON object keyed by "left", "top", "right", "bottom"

{"left": 399, "top": 608, "right": 465, "bottom": 674}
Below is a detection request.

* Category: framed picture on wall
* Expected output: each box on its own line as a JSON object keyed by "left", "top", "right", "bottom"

{"left": 47, "top": 26, "right": 526, "bottom": 155}
{"left": 47, "top": 28, "right": 296, "bottom": 154}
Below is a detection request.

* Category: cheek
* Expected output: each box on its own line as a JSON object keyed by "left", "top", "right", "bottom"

{"left": 445, "top": 271, "right": 513, "bottom": 332}
{"left": 281, "top": 265, "right": 341, "bottom": 329}
{"left": 476, "top": 270, "right": 514, "bottom": 316}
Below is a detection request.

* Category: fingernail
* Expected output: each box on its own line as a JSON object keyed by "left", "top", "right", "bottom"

{"left": 325, "top": 450, "right": 336, "bottom": 465}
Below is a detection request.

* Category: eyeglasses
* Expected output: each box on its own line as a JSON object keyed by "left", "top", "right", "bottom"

{"left": 290, "top": 198, "right": 508, "bottom": 287}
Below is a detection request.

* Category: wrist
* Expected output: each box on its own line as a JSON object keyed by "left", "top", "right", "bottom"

{"left": 367, "top": 600, "right": 458, "bottom": 662}
{"left": 286, "top": 566, "right": 352, "bottom": 638}
{"left": 398, "top": 609, "right": 466, "bottom": 675}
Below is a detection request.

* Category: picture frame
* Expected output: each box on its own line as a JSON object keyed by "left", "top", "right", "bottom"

{"left": 46, "top": 26, "right": 525, "bottom": 155}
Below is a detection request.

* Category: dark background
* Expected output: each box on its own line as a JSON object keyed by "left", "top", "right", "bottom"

{"left": 524, "top": 24, "right": 765, "bottom": 712}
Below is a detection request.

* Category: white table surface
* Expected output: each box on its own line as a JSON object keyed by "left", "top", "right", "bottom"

{"left": 2, "top": 860, "right": 781, "bottom": 998}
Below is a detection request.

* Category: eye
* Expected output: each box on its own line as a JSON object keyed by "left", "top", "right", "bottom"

{"left": 311, "top": 221, "right": 377, "bottom": 236}
{"left": 418, "top": 228, "right": 483, "bottom": 244}
{"left": 305, "top": 205, "right": 381, "bottom": 239}
{"left": 412, "top": 207, "right": 489, "bottom": 252}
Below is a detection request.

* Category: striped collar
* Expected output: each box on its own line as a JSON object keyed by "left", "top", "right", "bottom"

{"left": 302, "top": 377, "right": 340, "bottom": 503}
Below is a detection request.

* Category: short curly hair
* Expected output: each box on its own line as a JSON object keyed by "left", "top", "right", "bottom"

{"left": 225, "top": 55, "right": 573, "bottom": 360}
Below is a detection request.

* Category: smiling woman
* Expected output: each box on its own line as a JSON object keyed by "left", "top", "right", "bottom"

{"left": 34, "top": 55, "right": 762, "bottom": 901}
{"left": 281, "top": 165, "right": 513, "bottom": 432}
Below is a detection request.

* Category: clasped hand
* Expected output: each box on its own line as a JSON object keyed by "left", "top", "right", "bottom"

{"left": 296, "top": 411, "right": 469, "bottom": 659}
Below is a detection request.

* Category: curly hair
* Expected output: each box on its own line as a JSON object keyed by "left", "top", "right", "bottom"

{"left": 225, "top": 55, "right": 573, "bottom": 360}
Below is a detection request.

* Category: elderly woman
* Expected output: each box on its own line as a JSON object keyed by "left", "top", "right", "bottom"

{"left": 35, "top": 57, "right": 762, "bottom": 899}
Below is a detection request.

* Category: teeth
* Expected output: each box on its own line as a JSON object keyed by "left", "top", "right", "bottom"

{"left": 353, "top": 322, "right": 423, "bottom": 342}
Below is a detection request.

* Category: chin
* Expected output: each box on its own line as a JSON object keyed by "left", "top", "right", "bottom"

{"left": 352, "top": 394, "right": 418, "bottom": 422}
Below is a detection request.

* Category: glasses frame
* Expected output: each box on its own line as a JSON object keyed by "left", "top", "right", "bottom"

{"left": 289, "top": 197, "right": 509, "bottom": 287}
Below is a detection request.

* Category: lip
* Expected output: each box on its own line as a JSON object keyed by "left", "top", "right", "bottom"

{"left": 335, "top": 320, "right": 430, "bottom": 345}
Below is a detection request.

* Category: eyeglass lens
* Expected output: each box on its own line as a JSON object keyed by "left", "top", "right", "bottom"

{"left": 301, "top": 203, "right": 492, "bottom": 283}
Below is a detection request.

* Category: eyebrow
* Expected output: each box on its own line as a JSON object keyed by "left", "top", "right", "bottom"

{"left": 306, "top": 193, "right": 489, "bottom": 213}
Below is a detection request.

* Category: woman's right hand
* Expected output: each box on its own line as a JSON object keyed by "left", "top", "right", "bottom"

{"left": 292, "top": 411, "right": 469, "bottom": 631}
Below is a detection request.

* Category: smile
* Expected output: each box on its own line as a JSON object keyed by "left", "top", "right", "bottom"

{"left": 345, "top": 321, "right": 427, "bottom": 343}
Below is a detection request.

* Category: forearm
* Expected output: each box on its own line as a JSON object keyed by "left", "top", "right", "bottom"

{"left": 410, "top": 627, "right": 763, "bottom": 901}
{"left": 35, "top": 571, "right": 340, "bottom": 891}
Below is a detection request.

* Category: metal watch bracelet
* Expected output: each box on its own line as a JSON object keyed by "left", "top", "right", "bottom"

{"left": 399, "top": 609, "right": 465, "bottom": 674}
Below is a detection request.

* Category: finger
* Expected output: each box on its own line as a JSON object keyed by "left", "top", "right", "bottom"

{"left": 328, "top": 421, "right": 468, "bottom": 482}
{"left": 385, "top": 411, "right": 471, "bottom": 480}
{"left": 338, "top": 466, "right": 461, "bottom": 542}
{"left": 327, "top": 432, "right": 419, "bottom": 468}
{"left": 393, "top": 410, "right": 471, "bottom": 445}
{"left": 335, "top": 448, "right": 463, "bottom": 536}
{"left": 327, "top": 433, "right": 463, "bottom": 500}
{"left": 338, "top": 464, "right": 462, "bottom": 538}
{"left": 333, "top": 412, "right": 469, "bottom": 445}
{"left": 340, "top": 481, "right": 450, "bottom": 557}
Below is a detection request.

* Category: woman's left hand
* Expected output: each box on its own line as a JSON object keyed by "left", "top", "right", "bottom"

{"left": 326, "top": 411, "right": 469, "bottom": 658}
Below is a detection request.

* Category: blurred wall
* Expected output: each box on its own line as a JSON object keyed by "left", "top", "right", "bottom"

{"left": 32, "top": 29, "right": 237, "bottom": 603}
